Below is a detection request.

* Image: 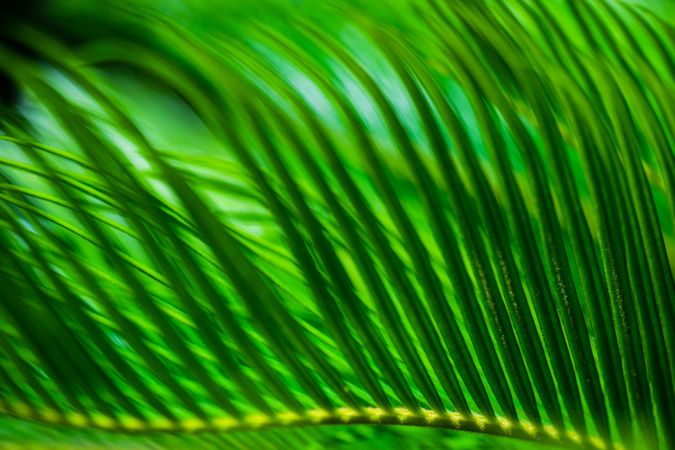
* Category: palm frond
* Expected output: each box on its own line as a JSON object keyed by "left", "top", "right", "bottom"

{"left": 1, "top": 0, "right": 674, "bottom": 448}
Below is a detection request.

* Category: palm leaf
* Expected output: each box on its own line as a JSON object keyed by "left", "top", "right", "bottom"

{"left": 1, "top": 0, "right": 674, "bottom": 448}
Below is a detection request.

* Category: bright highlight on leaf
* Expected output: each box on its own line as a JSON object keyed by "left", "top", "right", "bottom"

{"left": 0, "top": 0, "right": 674, "bottom": 449}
